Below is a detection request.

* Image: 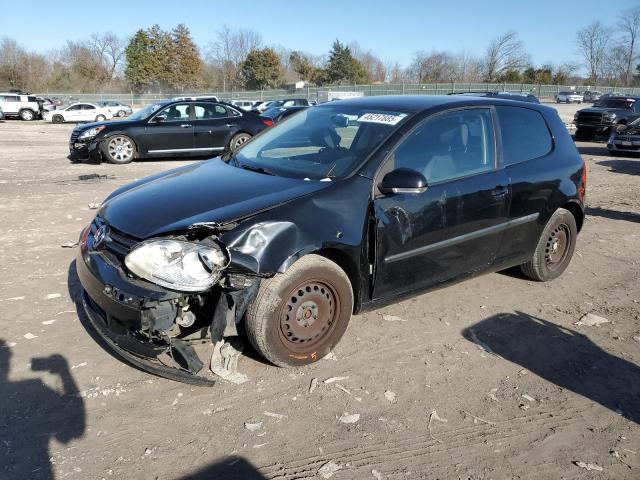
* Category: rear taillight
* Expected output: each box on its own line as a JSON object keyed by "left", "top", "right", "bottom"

{"left": 579, "top": 159, "right": 587, "bottom": 201}
{"left": 262, "top": 118, "right": 274, "bottom": 127}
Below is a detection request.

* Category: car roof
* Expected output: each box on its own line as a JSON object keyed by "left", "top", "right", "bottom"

{"left": 320, "top": 94, "right": 550, "bottom": 113}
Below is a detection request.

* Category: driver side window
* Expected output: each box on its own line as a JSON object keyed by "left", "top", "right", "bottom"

{"left": 157, "top": 103, "right": 191, "bottom": 122}
{"left": 390, "top": 108, "right": 496, "bottom": 184}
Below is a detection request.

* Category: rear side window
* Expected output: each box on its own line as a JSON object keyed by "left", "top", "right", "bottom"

{"left": 28, "top": 96, "right": 37, "bottom": 102}
{"left": 496, "top": 106, "right": 552, "bottom": 165}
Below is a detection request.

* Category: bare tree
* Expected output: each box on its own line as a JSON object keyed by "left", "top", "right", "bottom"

{"left": 576, "top": 22, "right": 612, "bottom": 84}
{"left": 88, "top": 32, "right": 125, "bottom": 82}
{"left": 207, "top": 25, "right": 262, "bottom": 89}
{"left": 483, "top": 31, "right": 529, "bottom": 82}
{"left": 617, "top": 7, "right": 640, "bottom": 86}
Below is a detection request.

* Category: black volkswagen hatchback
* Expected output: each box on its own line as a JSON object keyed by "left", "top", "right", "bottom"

{"left": 68, "top": 99, "right": 271, "bottom": 164}
{"left": 76, "top": 95, "right": 586, "bottom": 385}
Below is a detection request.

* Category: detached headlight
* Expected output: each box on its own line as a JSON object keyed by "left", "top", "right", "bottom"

{"left": 125, "top": 239, "right": 229, "bottom": 292}
{"left": 78, "top": 126, "right": 106, "bottom": 139}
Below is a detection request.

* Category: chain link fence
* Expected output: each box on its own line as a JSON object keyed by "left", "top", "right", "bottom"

{"left": 38, "top": 82, "right": 640, "bottom": 107}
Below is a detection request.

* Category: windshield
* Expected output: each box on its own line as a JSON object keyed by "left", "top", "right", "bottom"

{"left": 628, "top": 116, "right": 640, "bottom": 127}
{"left": 234, "top": 105, "right": 411, "bottom": 180}
{"left": 128, "top": 103, "right": 165, "bottom": 121}
{"left": 595, "top": 99, "right": 635, "bottom": 109}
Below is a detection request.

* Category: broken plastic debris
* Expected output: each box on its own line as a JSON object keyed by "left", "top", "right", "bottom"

{"left": 574, "top": 461, "right": 603, "bottom": 471}
{"left": 88, "top": 202, "right": 101, "bottom": 209}
{"left": 384, "top": 390, "right": 397, "bottom": 403}
{"left": 323, "top": 351, "right": 338, "bottom": 361}
{"left": 42, "top": 319, "right": 56, "bottom": 325}
{"left": 210, "top": 340, "right": 249, "bottom": 384}
{"left": 61, "top": 240, "right": 78, "bottom": 248}
{"left": 372, "top": 469, "right": 383, "bottom": 480}
{"left": 45, "top": 293, "right": 61, "bottom": 300}
{"left": 244, "top": 421, "right": 263, "bottom": 432}
{"left": 318, "top": 461, "right": 342, "bottom": 478}
{"left": 324, "top": 376, "right": 349, "bottom": 384}
{"left": 521, "top": 394, "right": 536, "bottom": 402}
{"left": 382, "top": 314, "right": 406, "bottom": 322}
{"left": 338, "top": 412, "right": 360, "bottom": 424}
{"left": 263, "top": 411, "right": 287, "bottom": 421}
{"left": 309, "top": 378, "right": 318, "bottom": 394}
{"left": 23, "top": 333, "right": 37, "bottom": 340}
{"left": 574, "top": 313, "right": 610, "bottom": 327}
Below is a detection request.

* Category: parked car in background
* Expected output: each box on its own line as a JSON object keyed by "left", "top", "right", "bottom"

{"left": 37, "top": 97, "right": 57, "bottom": 112}
{"left": 74, "top": 95, "right": 586, "bottom": 384}
{"left": 260, "top": 105, "right": 309, "bottom": 123}
{"left": 607, "top": 115, "right": 640, "bottom": 155}
{"left": 173, "top": 95, "right": 219, "bottom": 102}
{"left": 268, "top": 98, "right": 310, "bottom": 109}
{"left": 0, "top": 106, "right": 4, "bottom": 120}
{"left": 229, "top": 100, "right": 258, "bottom": 111}
{"left": 449, "top": 91, "right": 540, "bottom": 103}
{"left": 44, "top": 103, "right": 113, "bottom": 124}
{"left": 0, "top": 92, "right": 41, "bottom": 120}
{"left": 555, "top": 91, "right": 583, "bottom": 104}
{"left": 98, "top": 101, "right": 133, "bottom": 117}
{"left": 251, "top": 100, "right": 275, "bottom": 113}
{"left": 595, "top": 93, "right": 623, "bottom": 105}
{"left": 582, "top": 91, "right": 602, "bottom": 103}
{"left": 574, "top": 96, "right": 640, "bottom": 140}
{"left": 68, "top": 99, "right": 270, "bottom": 164}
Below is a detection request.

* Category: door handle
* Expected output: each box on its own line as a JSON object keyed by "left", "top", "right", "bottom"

{"left": 226, "top": 124, "right": 236, "bottom": 127}
{"left": 491, "top": 186, "right": 509, "bottom": 198}
{"left": 180, "top": 124, "right": 192, "bottom": 128}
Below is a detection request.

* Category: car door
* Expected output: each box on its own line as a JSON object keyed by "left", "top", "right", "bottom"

{"left": 64, "top": 104, "right": 82, "bottom": 121}
{"left": 2, "top": 95, "right": 20, "bottom": 115}
{"left": 192, "top": 103, "right": 235, "bottom": 153}
{"left": 373, "top": 107, "right": 509, "bottom": 300}
{"left": 142, "top": 103, "right": 195, "bottom": 155}
{"left": 80, "top": 104, "right": 97, "bottom": 121}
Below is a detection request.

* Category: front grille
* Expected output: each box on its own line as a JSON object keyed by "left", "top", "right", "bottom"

{"left": 92, "top": 217, "right": 139, "bottom": 259}
{"left": 577, "top": 112, "right": 603, "bottom": 124}
{"left": 70, "top": 130, "right": 80, "bottom": 143}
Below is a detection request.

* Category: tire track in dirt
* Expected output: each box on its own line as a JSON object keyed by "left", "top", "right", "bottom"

{"left": 256, "top": 406, "right": 591, "bottom": 479}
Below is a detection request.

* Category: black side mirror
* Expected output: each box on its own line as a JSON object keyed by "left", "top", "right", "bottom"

{"left": 331, "top": 114, "right": 349, "bottom": 128}
{"left": 379, "top": 168, "right": 428, "bottom": 195}
{"left": 152, "top": 114, "right": 167, "bottom": 123}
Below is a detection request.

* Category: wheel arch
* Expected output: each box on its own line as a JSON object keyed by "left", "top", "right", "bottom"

{"left": 313, "top": 247, "right": 361, "bottom": 313}
{"left": 560, "top": 200, "right": 584, "bottom": 233}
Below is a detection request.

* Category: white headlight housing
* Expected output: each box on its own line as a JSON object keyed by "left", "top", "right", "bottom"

{"left": 125, "top": 239, "right": 229, "bottom": 292}
{"left": 78, "top": 126, "right": 106, "bottom": 139}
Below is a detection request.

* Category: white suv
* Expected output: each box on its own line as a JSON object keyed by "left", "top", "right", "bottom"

{"left": 0, "top": 92, "right": 41, "bottom": 120}
{"left": 555, "top": 91, "right": 584, "bottom": 104}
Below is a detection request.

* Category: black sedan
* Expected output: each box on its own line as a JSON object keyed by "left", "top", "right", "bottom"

{"left": 75, "top": 95, "right": 585, "bottom": 385}
{"left": 260, "top": 105, "right": 308, "bottom": 123}
{"left": 68, "top": 99, "right": 271, "bottom": 164}
{"left": 607, "top": 115, "right": 640, "bottom": 155}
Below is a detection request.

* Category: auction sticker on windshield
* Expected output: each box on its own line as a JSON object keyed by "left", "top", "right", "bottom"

{"left": 358, "top": 112, "right": 407, "bottom": 125}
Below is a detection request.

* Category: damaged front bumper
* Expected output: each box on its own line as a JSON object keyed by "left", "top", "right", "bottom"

{"left": 76, "top": 222, "right": 260, "bottom": 386}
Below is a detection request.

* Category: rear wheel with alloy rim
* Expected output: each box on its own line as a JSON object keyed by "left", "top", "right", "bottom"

{"left": 521, "top": 208, "right": 577, "bottom": 281}
{"left": 246, "top": 255, "right": 353, "bottom": 367}
{"left": 117, "top": 110, "right": 126, "bottom": 117}
{"left": 229, "top": 133, "right": 252, "bottom": 152}
{"left": 95, "top": 114, "right": 106, "bottom": 122}
{"left": 52, "top": 115, "right": 64, "bottom": 124}
{"left": 102, "top": 135, "right": 136, "bottom": 164}
{"left": 20, "top": 109, "right": 35, "bottom": 121}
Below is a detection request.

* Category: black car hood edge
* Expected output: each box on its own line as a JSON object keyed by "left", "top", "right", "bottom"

{"left": 99, "top": 159, "right": 333, "bottom": 239}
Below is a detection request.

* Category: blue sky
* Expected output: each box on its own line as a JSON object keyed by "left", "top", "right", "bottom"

{"left": 4, "top": 0, "right": 638, "bottom": 68}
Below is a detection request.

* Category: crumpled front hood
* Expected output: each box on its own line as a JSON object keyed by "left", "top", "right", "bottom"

{"left": 579, "top": 106, "right": 632, "bottom": 115}
{"left": 73, "top": 119, "right": 129, "bottom": 132}
{"left": 100, "top": 159, "right": 332, "bottom": 239}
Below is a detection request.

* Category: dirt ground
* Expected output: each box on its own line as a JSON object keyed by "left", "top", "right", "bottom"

{"left": 0, "top": 103, "right": 639, "bottom": 480}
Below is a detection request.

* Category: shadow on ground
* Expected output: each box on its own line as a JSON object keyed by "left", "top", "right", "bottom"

{"left": 586, "top": 206, "right": 640, "bottom": 223}
{"left": 178, "top": 457, "right": 266, "bottom": 479}
{"left": 0, "top": 340, "right": 85, "bottom": 479}
{"left": 462, "top": 311, "right": 640, "bottom": 424}
{"left": 597, "top": 159, "right": 640, "bottom": 176}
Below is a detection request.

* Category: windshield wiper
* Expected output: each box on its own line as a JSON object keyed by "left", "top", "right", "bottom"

{"left": 239, "top": 163, "right": 275, "bottom": 176}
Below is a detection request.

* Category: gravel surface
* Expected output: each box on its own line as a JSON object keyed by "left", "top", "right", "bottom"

{"left": 0, "top": 109, "right": 638, "bottom": 479}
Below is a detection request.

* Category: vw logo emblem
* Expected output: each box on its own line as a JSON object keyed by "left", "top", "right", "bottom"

{"left": 93, "top": 225, "right": 109, "bottom": 249}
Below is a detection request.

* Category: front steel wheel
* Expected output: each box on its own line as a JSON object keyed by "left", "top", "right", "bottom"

{"left": 246, "top": 255, "right": 353, "bottom": 367}
{"left": 521, "top": 208, "right": 577, "bottom": 281}
{"left": 102, "top": 135, "right": 135, "bottom": 164}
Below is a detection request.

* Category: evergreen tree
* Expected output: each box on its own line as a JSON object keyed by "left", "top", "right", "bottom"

{"left": 168, "top": 24, "right": 203, "bottom": 91}
{"left": 325, "top": 40, "right": 369, "bottom": 84}
{"left": 240, "top": 48, "right": 282, "bottom": 89}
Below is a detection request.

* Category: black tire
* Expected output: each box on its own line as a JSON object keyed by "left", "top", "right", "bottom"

{"left": 95, "top": 114, "right": 106, "bottom": 122}
{"left": 19, "top": 109, "right": 35, "bottom": 121}
{"left": 117, "top": 110, "right": 126, "bottom": 117}
{"left": 52, "top": 115, "right": 64, "bottom": 124}
{"left": 229, "top": 132, "right": 252, "bottom": 152}
{"left": 100, "top": 135, "right": 136, "bottom": 164}
{"left": 521, "top": 208, "right": 577, "bottom": 282}
{"left": 245, "top": 254, "right": 353, "bottom": 367}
